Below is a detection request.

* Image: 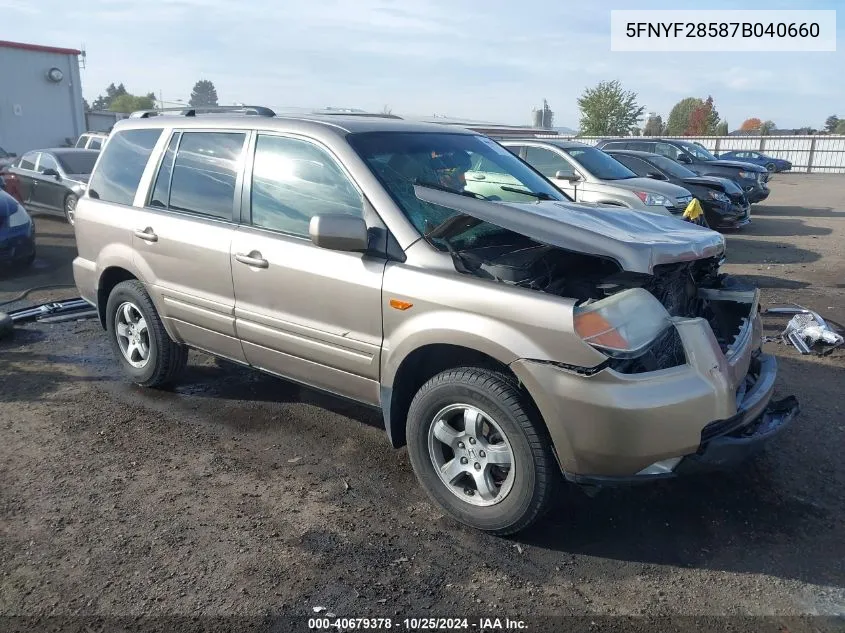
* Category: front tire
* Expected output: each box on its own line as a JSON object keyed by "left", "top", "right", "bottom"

{"left": 765, "top": 163, "right": 776, "bottom": 172}
{"left": 406, "top": 367, "right": 559, "bottom": 535}
{"left": 105, "top": 280, "right": 188, "bottom": 387}
{"left": 64, "top": 193, "right": 78, "bottom": 225}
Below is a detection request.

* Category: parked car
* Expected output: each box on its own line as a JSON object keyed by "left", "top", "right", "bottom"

{"left": 72, "top": 108, "right": 797, "bottom": 535}
{"left": 493, "top": 139, "right": 695, "bottom": 217}
{"left": 716, "top": 150, "right": 792, "bottom": 173}
{"left": 0, "top": 188, "right": 35, "bottom": 269}
{"left": 0, "top": 145, "right": 18, "bottom": 170}
{"left": 6, "top": 148, "right": 99, "bottom": 225}
{"left": 605, "top": 149, "right": 751, "bottom": 230}
{"left": 595, "top": 138, "right": 770, "bottom": 203}
{"left": 0, "top": 163, "right": 24, "bottom": 205}
{"left": 74, "top": 132, "right": 109, "bottom": 151}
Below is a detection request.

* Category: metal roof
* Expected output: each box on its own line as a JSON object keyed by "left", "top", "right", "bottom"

{"left": 0, "top": 39, "right": 82, "bottom": 56}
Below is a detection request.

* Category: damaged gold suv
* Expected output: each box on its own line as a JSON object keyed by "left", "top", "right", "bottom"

{"left": 72, "top": 107, "right": 799, "bottom": 534}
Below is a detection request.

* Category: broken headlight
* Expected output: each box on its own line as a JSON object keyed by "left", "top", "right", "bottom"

{"left": 573, "top": 288, "right": 671, "bottom": 359}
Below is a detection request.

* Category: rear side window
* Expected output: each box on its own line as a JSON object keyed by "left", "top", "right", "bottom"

{"left": 164, "top": 131, "right": 246, "bottom": 220}
{"left": 75, "top": 136, "right": 88, "bottom": 148}
{"left": 19, "top": 152, "right": 38, "bottom": 170}
{"left": 613, "top": 154, "right": 651, "bottom": 176}
{"left": 524, "top": 146, "right": 573, "bottom": 178}
{"left": 89, "top": 138, "right": 103, "bottom": 150}
{"left": 88, "top": 128, "right": 163, "bottom": 205}
{"left": 602, "top": 141, "right": 628, "bottom": 150}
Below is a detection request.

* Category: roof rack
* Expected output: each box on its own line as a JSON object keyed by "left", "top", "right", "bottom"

{"left": 129, "top": 105, "right": 277, "bottom": 119}
{"left": 308, "top": 109, "right": 403, "bottom": 119}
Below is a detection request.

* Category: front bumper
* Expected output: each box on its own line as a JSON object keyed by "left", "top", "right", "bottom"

{"left": 510, "top": 287, "right": 797, "bottom": 480}
{"left": 703, "top": 199, "right": 751, "bottom": 229}
{"left": 745, "top": 184, "right": 770, "bottom": 203}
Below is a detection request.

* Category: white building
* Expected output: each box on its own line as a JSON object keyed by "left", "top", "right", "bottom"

{"left": 0, "top": 39, "right": 85, "bottom": 154}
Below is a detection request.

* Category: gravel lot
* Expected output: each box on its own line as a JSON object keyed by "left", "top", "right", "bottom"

{"left": 2, "top": 175, "right": 844, "bottom": 632}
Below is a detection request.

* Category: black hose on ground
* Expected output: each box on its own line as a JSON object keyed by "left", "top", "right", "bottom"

{"left": 0, "top": 284, "right": 77, "bottom": 308}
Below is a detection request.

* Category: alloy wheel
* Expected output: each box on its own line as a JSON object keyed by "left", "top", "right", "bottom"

{"left": 427, "top": 403, "right": 515, "bottom": 507}
{"left": 114, "top": 301, "right": 151, "bottom": 368}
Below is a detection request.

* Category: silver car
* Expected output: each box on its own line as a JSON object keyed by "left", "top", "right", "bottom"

{"left": 498, "top": 139, "right": 695, "bottom": 216}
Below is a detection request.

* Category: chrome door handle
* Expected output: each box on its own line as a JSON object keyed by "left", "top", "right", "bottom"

{"left": 134, "top": 228, "right": 158, "bottom": 242}
{"left": 235, "top": 252, "right": 269, "bottom": 269}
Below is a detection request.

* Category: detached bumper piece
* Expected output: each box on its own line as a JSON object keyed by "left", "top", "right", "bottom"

{"left": 675, "top": 395, "right": 800, "bottom": 474}
{"left": 0, "top": 298, "right": 97, "bottom": 340}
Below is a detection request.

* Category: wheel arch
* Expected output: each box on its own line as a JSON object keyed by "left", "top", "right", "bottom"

{"left": 381, "top": 343, "right": 546, "bottom": 452}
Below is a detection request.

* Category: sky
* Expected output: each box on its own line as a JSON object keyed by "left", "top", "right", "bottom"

{"left": 1, "top": 0, "right": 842, "bottom": 130}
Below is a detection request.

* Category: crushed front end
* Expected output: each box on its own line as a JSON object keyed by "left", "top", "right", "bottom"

{"left": 510, "top": 256, "right": 800, "bottom": 482}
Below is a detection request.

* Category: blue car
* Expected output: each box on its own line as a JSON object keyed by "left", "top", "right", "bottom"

{"left": 0, "top": 188, "right": 35, "bottom": 269}
{"left": 717, "top": 150, "right": 792, "bottom": 173}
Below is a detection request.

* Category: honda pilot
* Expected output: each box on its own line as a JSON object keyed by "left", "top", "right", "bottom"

{"left": 72, "top": 107, "right": 798, "bottom": 535}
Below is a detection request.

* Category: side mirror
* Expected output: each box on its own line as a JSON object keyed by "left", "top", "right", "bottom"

{"left": 647, "top": 172, "right": 668, "bottom": 180}
{"left": 43, "top": 168, "right": 61, "bottom": 180}
{"left": 309, "top": 214, "right": 369, "bottom": 253}
{"left": 677, "top": 154, "right": 692, "bottom": 164}
{"left": 556, "top": 171, "right": 580, "bottom": 182}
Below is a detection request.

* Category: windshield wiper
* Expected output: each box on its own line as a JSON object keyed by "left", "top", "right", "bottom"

{"left": 500, "top": 185, "right": 555, "bottom": 200}
{"left": 424, "top": 213, "right": 482, "bottom": 240}
{"left": 415, "top": 180, "right": 487, "bottom": 200}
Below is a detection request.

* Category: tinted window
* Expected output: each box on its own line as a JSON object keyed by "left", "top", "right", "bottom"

{"left": 89, "top": 138, "right": 103, "bottom": 150}
{"left": 75, "top": 136, "right": 88, "bottom": 148}
{"left": 250, "top": 135, "right": 363, "bottom": 237}
{"left": 57, "top": 152, "right": 99, "bottom": 175}
{"left": 167, "top": 132, "right": 245, "bottom": 220}
{"left": 149, "top": 133, "right": 180, "bottom": 209}
{"left": 655, "top": 142, "right": 682, "bottom": 160}
{"left": 601, "top": 141, "right": 629, "bottom": 150}
{"left": 627, "top": 141, "right": 652, "bottom": 152}
{"left": 612, "top": 154, "right": 651, "bottom": 177}
{"left": 563, "top": 146, "right": 637, "bottom": 180}
{"left": 19, "top": 152, "right": 38, "bottom": 171}
{"left": 646, "top": 154, "right": 698, "bottom": 179}
{"left": 88, "top": 128, "right": 163, "bottom": 205}
{"left": 678, "top": 141, "right": 717, "bottom": 161}
{"left": 523, "top": 146, "right": 573, "bottom": 178}
{"left": 37, "top": 154, "right": 60, "bottom": 173}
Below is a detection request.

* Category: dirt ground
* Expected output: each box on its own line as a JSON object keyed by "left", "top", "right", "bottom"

{"left": 2, "top": 176, "right": 845, "bottom": 632}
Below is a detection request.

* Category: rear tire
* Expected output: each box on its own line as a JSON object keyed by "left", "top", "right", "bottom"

{"left": 105, "top": 280, "right": 188, "bottom": 387}
{"left": 406, "top": 367, "right": 559, "bottom": 535}
{"left": 765, "top": 163, "right": 776, "bottom": 172}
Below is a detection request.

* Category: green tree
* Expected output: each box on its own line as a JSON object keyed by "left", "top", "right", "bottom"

{"left": 91, "top": 82, "right": 127, "bottom": 111}
{"left": 825, "top": 115, "right": 839, "bottom": 133}
{"left": 760, "top": 120, "right": 777, "bottom": 135}
{"left": 836, "top": 120, "right": 845, "bottom": 134}
{"left": 643, "top": 114, "right": 664, "bottom": 136}
{"left": 109, "top": 93, "right": 156, "bottom": 113}
{"left": 189, "top": 80, "right": 219, "bottom": 108}
{"left": 715, "top": 121, "right": 729, "bottom": 136}
{"left": 705, "top": 96, "right": 720, "bottom": 135}
{"left": 577, "top": 80, "right": 645, "bottom": 136}
{"left": 665, "top": 97, "right": 703, "bottom": 135}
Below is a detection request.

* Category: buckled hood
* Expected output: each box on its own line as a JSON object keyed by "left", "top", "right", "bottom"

{"left": 414, "top": 186, "right": 726, "bottom": 275}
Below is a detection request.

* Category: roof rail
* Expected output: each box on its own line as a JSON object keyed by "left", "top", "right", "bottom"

{"left": 308, "top": 109, "right": 403, "bottom": 119}
{"left": 129, "top": 105, "right": 277, "bottom": 119}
